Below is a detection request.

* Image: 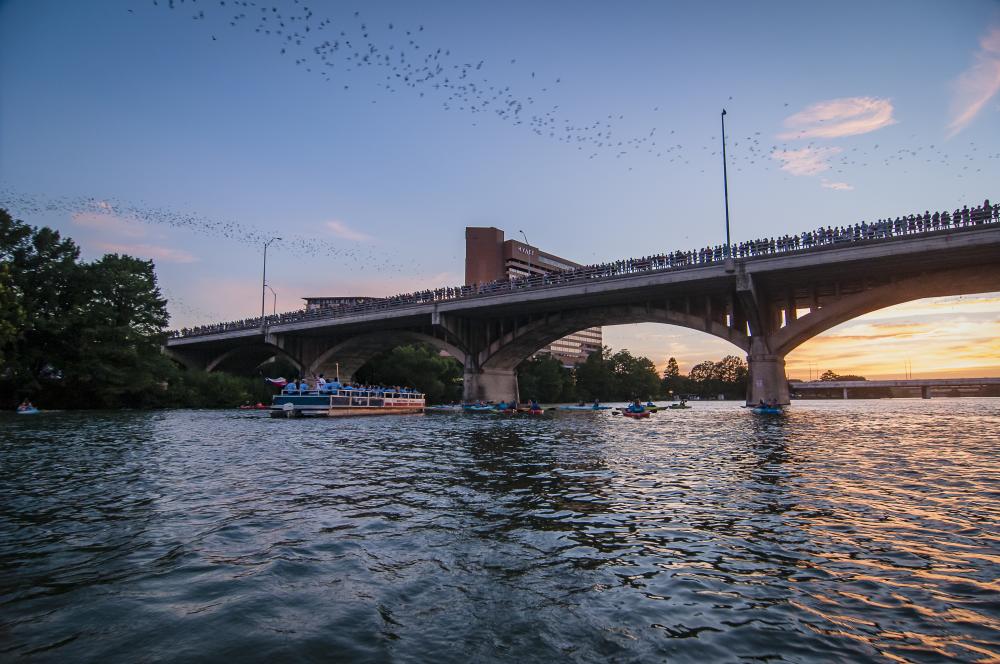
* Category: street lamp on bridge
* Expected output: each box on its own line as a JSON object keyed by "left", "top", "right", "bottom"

{"left": 519, "top": 229, "right": 532, "bottom": 276}
{"left": 261, "top": 237, "right": 281, "bottom": 323}
{"left": 721, "top": 109, "right": 732, "bottom": 259}
{"left": 264, "top": 284, "right": 277, "bottom": 316}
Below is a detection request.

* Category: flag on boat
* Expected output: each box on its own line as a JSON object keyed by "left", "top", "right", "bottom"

{"left": 265, "top": 377, "right": 288, "bottom": 387}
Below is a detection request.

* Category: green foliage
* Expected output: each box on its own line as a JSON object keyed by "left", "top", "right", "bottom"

{"left": 574, "top": 346, "right": 662, "bottom": 401}
{"left": 517, "top": 354, "right": 575, "bottom": 403}
{"left": 661, "top": 356, "right": 687, "bottom": 396}
{"left": 0, "top": 263, "right": 24, "bottom": 364}
{"left": 820, "top": 369, "right": 867, "bottom": 381}
{"left": 354, "top": 344, "right": 463, "bottom": 404}
{"left": 0, "top": 207, "right": 275, "bottom": 410}
{"left": 684, "top": 355, "right": 749, "bottom": 399}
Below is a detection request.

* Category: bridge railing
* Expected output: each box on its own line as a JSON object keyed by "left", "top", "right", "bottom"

{"left": 168, "top": 203, "right": 999, "bottom": 339}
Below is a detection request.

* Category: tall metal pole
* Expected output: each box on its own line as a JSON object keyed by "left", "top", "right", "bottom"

{"left": 721, "top": 109, "right": 731, "bottom": 256}
{"left": 519, "top": 230, "right": 531, "bottom": 277}
{"left": 264, "top": 284, "right": 277, "bottom": 315}
{"left": 261, "top": 237, "right": 281, "bottom": 321}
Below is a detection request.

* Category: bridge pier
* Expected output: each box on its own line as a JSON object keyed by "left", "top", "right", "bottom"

{"left": 843, "top": 387, "right": 849, "bottom": 399}
{"left": 746, "top": 353, "right": 790, "bottom": 406}
{"left": 463, "top": 366, "right": 519, "bottom": 403}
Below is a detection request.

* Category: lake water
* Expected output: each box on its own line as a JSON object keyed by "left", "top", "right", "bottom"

{"left": 1, "top": 400, "right": 998, "bottom": 662}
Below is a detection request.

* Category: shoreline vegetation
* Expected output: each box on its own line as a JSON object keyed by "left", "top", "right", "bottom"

{"left": 7, "top": 207, "right": 922, "bottom": 411}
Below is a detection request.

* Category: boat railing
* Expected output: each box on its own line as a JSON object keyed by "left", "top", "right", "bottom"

{"left": 276, "top": 387, "right": 425, "bottom": 404}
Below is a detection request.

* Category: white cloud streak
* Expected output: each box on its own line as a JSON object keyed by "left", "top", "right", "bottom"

{"left": 326, "top": 219, "right": 373, "bottom": 242}
{"left": 821, "top": 179, "right": 854, "bottom": 191}
{"left": 779, "top": 97, "right": 896, "bottom": 139}
{"left": 947, "top": 26, "right": 1000, "bottom": 137}
{"left": 771, "top": 147, "right": 842, "bottom": 176}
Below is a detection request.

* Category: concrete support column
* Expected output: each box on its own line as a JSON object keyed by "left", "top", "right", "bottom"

{"left": 746, "top": 353, "right": 790, "bottom": 405}
{"left": 843, "top": 387, "right": 849, "bottom": 399}
{"left": 463, "top": 365, "right": 519, "bottom": 403}
{"left": 921, "top": 385, "right": 930, "bottom": 399}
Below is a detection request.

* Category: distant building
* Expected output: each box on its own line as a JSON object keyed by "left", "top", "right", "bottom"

{"left": 303, "top": 296, "right": 380, "bottom": 312}
{"left": 465, "top": 227, "right": 602, "bottom": 366}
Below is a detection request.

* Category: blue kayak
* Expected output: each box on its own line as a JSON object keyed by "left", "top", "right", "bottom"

{"left": 16, "top": 407, "right": 40, "bottom": 415}
{"left": 751, "top": 406, "right": 783, "bottom": 414}
{"left": 463, "top": 405, "right": 498, "bottom": 413}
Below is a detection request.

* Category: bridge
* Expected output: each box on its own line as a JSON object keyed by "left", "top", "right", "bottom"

{"left": 165, "top": 215, "right": 1000, "bottom": 405}
{"left": 791, "top": 377, "right": 1000, "bottom": 399}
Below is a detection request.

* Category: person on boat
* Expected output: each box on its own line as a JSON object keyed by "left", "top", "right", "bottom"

{"left": 645, "top": 401, "right": 656, "bottom": 407}
{"left": 626, "top": 400, "right": 645, "bottom": 414}
{"left": 17, "top": 399, "right": 33, "bottom": 412}
{"left": 316, "top": 374, "right": 326, "bottom": 388}
{"left": 530, "top": 399, "right": 540, "bottom": 411}
{"left": 592, "top": 399, "right": 601, "bottom": 409}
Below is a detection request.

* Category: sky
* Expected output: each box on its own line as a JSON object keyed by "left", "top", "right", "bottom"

{"left": 1, "top": 0, "right": 998, "bottom": 380}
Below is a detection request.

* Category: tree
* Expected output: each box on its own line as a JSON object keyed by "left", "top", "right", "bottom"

{"left": 610, "top": 349, "right": 661, "bottom": 399}
{"left": 518, "top": 354, "right": 575, "bottom": 403}
{"left": 574, "top": 346, "right": 615, "bottom": 400}
{"left": 59, "top": 254, "right": 172, "bottom": 407}
{"left": 354, "top": 344, "right": 463, "bottom": 404}
{"left": 0, "top": 209, "right": 87, "bottom": 395}
{"left": 0, "top": 263, "right": 24, "bottom": 365}
{"left": 820, "top": 370, "right": 867, "bottom": 381}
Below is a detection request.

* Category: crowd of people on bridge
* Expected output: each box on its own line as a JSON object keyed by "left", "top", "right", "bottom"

{"left": 170, "top": 198, "right": 997, "bottom": 339}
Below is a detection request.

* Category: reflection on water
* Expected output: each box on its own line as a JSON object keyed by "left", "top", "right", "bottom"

{"left": 1, "top": 400, "right": 998, "bottom": 662}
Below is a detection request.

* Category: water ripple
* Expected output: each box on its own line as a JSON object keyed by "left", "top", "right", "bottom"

{"left": 1, "top": 400, "right": 998, "bottom": 662}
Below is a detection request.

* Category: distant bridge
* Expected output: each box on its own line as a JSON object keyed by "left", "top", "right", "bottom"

{"left": 165, "top": 219, "right": 1000, "bottom": 405}
{"left": 791, "top": 377, "right": 1000, "bottom": 399}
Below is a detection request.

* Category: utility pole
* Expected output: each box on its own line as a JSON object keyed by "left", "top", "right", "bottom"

{"left": 262, "top": 237, "right": 281, "bottom": 323}
{"left": 519, "top": 230, "right": 531, "bottom": 278}
{"left": 721, "top": 109, "right": 732, "bottom": 257}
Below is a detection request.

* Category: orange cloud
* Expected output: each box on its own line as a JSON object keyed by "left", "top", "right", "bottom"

{"left": 947, "top": 26, "right": 1000, "bottom": 137}
{"left": 778, "top": 97, "right": 896, "bottom": 140}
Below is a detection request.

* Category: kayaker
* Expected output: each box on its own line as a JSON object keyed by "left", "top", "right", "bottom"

{"left": 530, "top": 399, "right": 540, "bottom": 410}
{"left": 17, "top": 399, "right": 33, "bottom": 412}
{"left": 626, "top": 400, "right": 645, "bottom": 414}
{"left": 592, "top": 399, "right": 601, "bottom": 409}
{"left": 497, "top": 400, "right": 508, "bottom": 410}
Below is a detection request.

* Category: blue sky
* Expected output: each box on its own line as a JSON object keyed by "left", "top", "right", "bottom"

{"left": 2, "top": 0, "right": 998, "bottom": 378}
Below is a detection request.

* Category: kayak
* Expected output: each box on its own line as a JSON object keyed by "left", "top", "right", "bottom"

{"left": 558, "top": 405, "right": 612, "bottom": 411}
{"left": 751, "top": 406, "right": 783, "bottom": 414}
{"left": 622, "top": 410, "right": 651, "bottom": 419}
{"left": 16, "top": 407, "right": 40, "bottom": 415}
{"left": 667, "top": 404, "right": 691, "bottom": 410}
{"left": 464, "top": 405, "right": 498, "bottom": 413}
{"left": 424, "top": 405, "right": 463, "bottom": 413}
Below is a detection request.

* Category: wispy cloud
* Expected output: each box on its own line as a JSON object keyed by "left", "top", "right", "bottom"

{"left": 821, "top": 179, "right": 854, "bottom": 191}
{"left": 771, "top": 146, "right": 842, "bottom": 176}
{"left": 326, "top": 219, "right": 373, "bottom": 242}
{"left": 71, "top": 211, "right": 146, "bottom": 237}
{"left": 96, "top": 242, "right": 197, "bottom": 263}
{"left": 947, "top": 26, "right": 1000, "bottom": 137}
{"left": 779, "top": 97, "right": 896, "bottom": 139}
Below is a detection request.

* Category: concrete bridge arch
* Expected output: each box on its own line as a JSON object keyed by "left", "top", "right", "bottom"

{"left": 772, "top": 266, "right": 1000, "bottom": 357}
{"left": 205, "top": 341, "right": 303, "bottom": 374}
{"left": 306, "top": 330, "right": 467, "bottom": 381}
